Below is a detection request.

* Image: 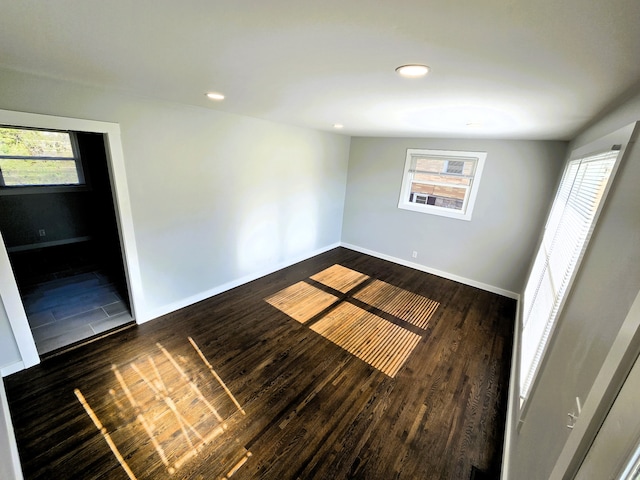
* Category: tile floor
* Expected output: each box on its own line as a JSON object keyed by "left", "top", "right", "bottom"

{"left": 21, "top": 270, "right": 133, "bottom": 355}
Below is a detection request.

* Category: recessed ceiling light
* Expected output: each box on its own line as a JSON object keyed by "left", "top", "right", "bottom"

{"left": 205, "top": 92, "right": 225, "bottom": 100}
{"left": 395, "top": 64, "right": 430, "bottom": 78}
{"left": 333, "top": 124, "right": 344, "bottom": 129}
{"left": 466, "top": 122, "right": 483, "bottom": 128}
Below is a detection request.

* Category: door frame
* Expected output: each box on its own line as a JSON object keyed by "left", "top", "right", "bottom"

{"left": 549, "top": 288, "right": 640, "bottom": 478}
{"left": 0, "top": 109, "right": 143, "bottom": 371}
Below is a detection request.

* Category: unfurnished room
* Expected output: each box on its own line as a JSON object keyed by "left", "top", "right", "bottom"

{"left": 0, "top": 1, "right": 640, "bottom": 479}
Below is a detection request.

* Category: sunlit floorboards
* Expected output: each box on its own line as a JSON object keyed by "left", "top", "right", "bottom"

{"left": 4, "top": 247, "right": 515, "bottom": 479}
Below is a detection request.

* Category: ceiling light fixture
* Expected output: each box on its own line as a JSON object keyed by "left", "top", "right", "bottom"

{"left": 205, "top": 92, "right": 225, "bottom": 100}
{"left": 395, "top": 64, "right": 430, "bottom": 78}
{"left": 333, "top": 124, "right": 344, "bottom": 129}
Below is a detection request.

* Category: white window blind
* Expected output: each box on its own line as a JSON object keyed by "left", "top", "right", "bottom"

{"left": 520, "top": 149, "right": 621, "bottom": 401}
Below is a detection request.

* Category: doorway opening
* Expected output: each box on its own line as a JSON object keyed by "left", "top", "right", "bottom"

{"left": 1, "top": 128, "right": 134, "bottom": 356}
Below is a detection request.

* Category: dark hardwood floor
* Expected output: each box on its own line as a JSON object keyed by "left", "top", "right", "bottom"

{"left": 4, "top": 248, "right": 515, "bottom": 480}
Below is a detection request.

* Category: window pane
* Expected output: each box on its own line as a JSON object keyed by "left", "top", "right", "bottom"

{"left": 446, "top": 160, "right": 464, "bottom": 174}
{"left": 432, "top": 185, "right": 466, "bottom": 201}
{"left": 414, "top": 172, "right": 472, "bottom": 186}
{"left": 0, "top": 158, "right": 80, "bottom": 186}
{"left": 414, "top": 157, "right": 445, "bottom": 173}
{"left": 413, "top": 157, "right": 475, "bottom": 176}
{"left": 409, "top": 183, "right": 466, "bottom": 210}
{"left": 410, "top": 157, "right": 475, "bottom": 212}
{"left": 0, "top": 127, "right": 73, "bottom": 157}
{"left": 399, "top": 149, "right": 486, "bottom": 220}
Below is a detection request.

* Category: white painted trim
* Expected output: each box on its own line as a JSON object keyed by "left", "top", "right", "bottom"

{"left": 101, "top": 127, "right": 144, "bottom": 322}
{"left": 0, "top": 229, "right": 39, "bottom": 370}
{"left": 549, "top": 288, "right": 640, "bottom": 479}
{"left": 398, "top": 149, "right": 487, "bottom": 221}
{"left": 140, "top": 242, "right": 341, "bottom": 323}
{"left": 501, "top": 297, "right": 522, "bottom": 480}
{"left": 0, "top": 378, "right": 24, "bottom": 480}
{"left": 340, "top": 242, "right": 519, "bottom": 299}
{"left": 0, "top": 109, "right": 144, "bottom": 372}
{"left": 0, "top": 361, "right": 25, "bottom": 378}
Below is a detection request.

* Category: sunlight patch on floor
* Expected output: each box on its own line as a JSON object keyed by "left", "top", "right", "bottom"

{"left": 265, "top": 265, "right": 439, "bottom": 377}
{"left": 74, "top": 337, "right": 248, "bottom": 479}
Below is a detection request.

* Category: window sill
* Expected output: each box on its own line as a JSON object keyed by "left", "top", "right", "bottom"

{"left": 398, "top": 202, "right": 474, "bottom": 221}
{"left": 0, "top": 185, "right": 90, "bottom": 196}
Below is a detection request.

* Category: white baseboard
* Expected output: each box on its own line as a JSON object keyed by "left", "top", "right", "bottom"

{"left": 1, "top": 378, "right": 24, "bottom": 480}
{"left": 340, "top": 242, "right": 520, "bottom": 299}
{"left": 139, "top": 242, "right": 341, "bottom": 324}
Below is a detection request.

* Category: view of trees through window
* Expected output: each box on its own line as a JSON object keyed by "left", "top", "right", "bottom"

{"left": 0, "top": 127, "right": 81, "bottom": 186}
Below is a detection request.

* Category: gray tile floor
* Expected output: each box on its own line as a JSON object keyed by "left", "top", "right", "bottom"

{"left": 22, "top": 271, "right": 133, "bottom": 355}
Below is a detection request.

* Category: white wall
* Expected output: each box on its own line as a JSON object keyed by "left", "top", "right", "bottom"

{"left": 507, "top": 86, "right": 640, "bottom": 479}
{"left": 342, "top": 137, "right": 567, "bottom": 294}
{"left": 0, "top": 67, "right": 351, "bottom": 336}
{"left": 0, "top": 68, "right": 349, "bottom": 478}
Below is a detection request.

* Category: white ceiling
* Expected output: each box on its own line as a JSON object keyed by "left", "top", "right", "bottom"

{"left": 1, "top": 0, "right": 639, "bottom": 140}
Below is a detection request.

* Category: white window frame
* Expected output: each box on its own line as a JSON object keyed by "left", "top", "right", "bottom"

{"left": 0, "top": 126, "right": 85, "bottom": 192}
{"left": 397, "top": 149, "right": 486, "bottom": 221}
{"left": 619, "top": 440, "right": 640, "bottom": 480}
{"left": 518, "top": 136, "right": 629, "bottom": 416}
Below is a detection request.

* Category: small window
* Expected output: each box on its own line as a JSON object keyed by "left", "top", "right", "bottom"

{"left": 398, "top": 149, "right": 486, "bottom": 220}
{"left": 0, "top": 127, "right": 84, "bottom": 188}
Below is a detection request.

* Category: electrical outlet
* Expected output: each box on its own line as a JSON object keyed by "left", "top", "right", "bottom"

{"left": 38, "top": 229, "right": 46, "bottom": 237}
{"left": 412, "top": 251, "right": 418, "bottom": 258}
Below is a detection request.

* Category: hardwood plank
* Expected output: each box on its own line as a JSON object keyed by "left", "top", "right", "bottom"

{"left": 353, "top": 279, "right": 439, "bottom": 329}
{"left": 264, "top": 281, "right": 339, "bottom": 323}
{"left": 310, "top": 302, "right": 422, "bottom": 377}
{"left": 4, "top": 247, "right": 514, "bottom": 480}
{"left": 309, "top": 264, "right": 370, "bottom": 293}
